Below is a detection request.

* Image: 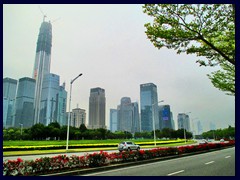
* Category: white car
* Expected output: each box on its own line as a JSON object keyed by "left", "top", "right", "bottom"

{"left": 199, "top": 139, "right": 208, "bottom": 144}
{"left": 118, "top": 141, "right": 140, "bottom": 152}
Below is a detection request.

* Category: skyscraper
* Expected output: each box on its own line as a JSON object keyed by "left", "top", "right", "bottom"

{"left": 71, "top": 107, "right": 86, "bottom": 128}
{"left": 118, "top": 97, "right": 132, "bottom": 132}
{"left": 177, "top": 113, "right": 190, "bottom": 131}
{"left": 197, "top": 120, "right": 203, "bottom": 135}
{"left": 58, "top": 83, "right": 67, "bottom": 126}
{"left": 14, "top": 77, "right": 35, "bottom": 128}
{"left": 33, "top": 20, "right": 52, "bottom": 124}
{"left": 140, "top": 83, "right": 158, "bottom": 132}
{"left": 158, "top": 105, "right": 173, "bottom": 130}
{"left": 40, "top": 73, "right": 60, "bottom": 125}
{"left": 3, "top": 77, "right": 17, "bottom": 128}
{"left": 110, "top": 109, "right": 118, "bottom": 132}
{"left": 117, "top": 97, "right": 140, "bottom": 133}
{"left": 3, "top": 78, "right": 17, "bottom": 100}
{"left": 88, "top": 87, "right": 106, "bottom": 129}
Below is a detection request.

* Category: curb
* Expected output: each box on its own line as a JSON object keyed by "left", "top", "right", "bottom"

{"left": 41, "top": 146, "right": 234, "bottom": 176}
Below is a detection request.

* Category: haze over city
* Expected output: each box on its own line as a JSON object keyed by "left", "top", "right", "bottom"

{"left": 3, "top": 4, "right": 235, "bottom": 132}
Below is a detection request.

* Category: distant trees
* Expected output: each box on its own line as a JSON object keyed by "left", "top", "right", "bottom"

{"left": 202, "top": 126, "right": 235, "bottom": 140}
{"left": 4, "top": 123, "right": 234, "bottom": 141}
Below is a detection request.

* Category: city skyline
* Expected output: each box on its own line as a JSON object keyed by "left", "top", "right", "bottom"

{"left": 3, "top": 4, "right": 235, "bottom": 132}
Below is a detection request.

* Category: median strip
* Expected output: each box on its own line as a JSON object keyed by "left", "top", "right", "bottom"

{"left": 167, "top": 170, "right": 185, "bottom": 176}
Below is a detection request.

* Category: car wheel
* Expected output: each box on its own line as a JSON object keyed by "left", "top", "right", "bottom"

{"left": 119, "top": 150, "right": 122, "bottom": 152}
{"left": 128, "top": 148, "right": 131, "bottom": 152}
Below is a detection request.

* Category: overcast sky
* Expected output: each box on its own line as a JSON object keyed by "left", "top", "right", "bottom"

{"left": 3, "top": 4, "right": 235, "bottom": 132}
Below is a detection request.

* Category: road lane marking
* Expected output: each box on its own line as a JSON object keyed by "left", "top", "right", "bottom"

{"left": 167, "top": 170, "right": 185, "bottom": 176}
{"left": 225, "top": 156, "right": 231, "bottom": 159}
{"left": 205, "top": 161, "right": 215, "bottom": 165}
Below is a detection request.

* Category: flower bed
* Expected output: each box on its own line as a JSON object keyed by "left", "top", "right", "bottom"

{"left": 3, "top": 140, "right": 235, "bottom": 176}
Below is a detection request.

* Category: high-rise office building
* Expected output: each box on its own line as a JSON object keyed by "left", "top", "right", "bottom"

{"left": 33, "top": 20, "right": 52, "bottom": 124}
{"left": 158, "top": 105, "right": 173, "bottom": 130}
{"left": 14, "top": 77, "right": 35, "bottom": 128}
{"left": 88, "top": 87, "right": 106, "bottom": 129}
{"left": 3, "top": 97, "right": 15, "bottom": 128}
{"left": 177, "top": 113, "right": 190, "bottom": 132}
{"left": 3, "top": 78, "right": 17, "bottom": 100}
{"left": 3, "top": 77, "right": 18, "bottom": 128}
{"left": 209, "top": 122, "right": 216, "bottom": 130}
{"left": 110, "top": 109, "right": 118, "bottom": 132}
{"left": 71, "top": 108, "right": 86, "bottom": 128}
{"left": 40, "top": 73, "right": 60, "bottom": 125}
{"left": 140, "top": 83, "right": 158, "bottom": 132}
{"left": 197, "top": 120, "right": 203, "bottom": 135}
{"left": 132, "top": 102, "right": 140, "bottom": 133}
{"left": 116, "top": 97, "right": 140, "bottom": 133}
{"left": 170, "top": 112, "right": 175, "bottom": 130}
{"left": 118, "top": 97, "right": 132, "bottom": 132}
{"left": 58, "top": 83, "right": 67, "bottom": 126}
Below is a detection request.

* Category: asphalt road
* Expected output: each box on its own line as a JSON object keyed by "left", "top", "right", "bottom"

{"left": 82, "top": 147, "right": 235, "bottom": 176}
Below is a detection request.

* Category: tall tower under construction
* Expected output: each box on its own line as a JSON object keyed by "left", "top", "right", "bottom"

{"left": 33, "top": 20, "right": 52, "bottom": 124}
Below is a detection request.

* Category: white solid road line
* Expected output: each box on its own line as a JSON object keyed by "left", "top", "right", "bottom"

{"left": 167, "top": 170, "right": 185, "bottom": 176}
{"left": 205, "top": 161, "right": 215, "bottom": 165}
{"left": 225, "top": 156, "right": 231, "bottom": 159}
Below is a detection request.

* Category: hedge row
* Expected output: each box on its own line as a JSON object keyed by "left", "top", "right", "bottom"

{"left": 3, "top": 140, "right": 186, "bottom": 151}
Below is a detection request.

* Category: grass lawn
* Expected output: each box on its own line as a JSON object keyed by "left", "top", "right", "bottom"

{"left": 3, "top": 139, "right": 196, "bottom": 156}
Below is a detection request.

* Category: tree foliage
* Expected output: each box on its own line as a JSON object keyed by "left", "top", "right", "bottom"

{"left": 202, "top": 126, "right": 235, "bottom": 139}
{"left": 143, "top": 4, "right": 235, "bottom": 95}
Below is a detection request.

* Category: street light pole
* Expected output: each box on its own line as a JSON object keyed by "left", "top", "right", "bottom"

{"left": 19, "top": 123, "right": 23, "bottom": 136}
{"left": 66, "top": 73, "right": 82, "bottom": 151}
{"left": 152, "top": 100, "right": 164, "bottom": 146}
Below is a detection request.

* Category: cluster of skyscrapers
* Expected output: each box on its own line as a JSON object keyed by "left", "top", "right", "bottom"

{"left": 4, "top": 19, "right": 207, "bottom": 135}
{"left": 3, "top": 19, "right": 107, "bottom": 130}
{"left": 110, "top": 83, "right": 176, "bottom": 133}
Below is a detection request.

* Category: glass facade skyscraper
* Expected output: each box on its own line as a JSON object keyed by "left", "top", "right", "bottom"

{"left": 177, "top": 113, "right": 190, "bottom": 131}
{"left": 33, "top": 20, "right": 52, "bottom": 124}
{"left": 158, "top": 105, "right": 173, "bottom": 130}
{"left": 3, "top": 78, "right": 17, "bottom": 128}
{"left": 88, "top": 87, "right": 106, "bottom": 129}
{"left": 117, "top": 97, "right": 140, "bottom": 133}
{"left": 14, "top": 77, "right": 35, "bottom": 128}
{"left": 58, "top": 83, "right": 67, "bottom": 126}
{"left": 140, "top": 83, "right": 158, "bottom": 132}
{"left": 40, "top": 73, "right": 60, "bottom": 125}
{"left": 110, "top": 109, "right": 118, "bottom": 132}
{"left": 3, "top": 78, "right": 17, "bottom": 100}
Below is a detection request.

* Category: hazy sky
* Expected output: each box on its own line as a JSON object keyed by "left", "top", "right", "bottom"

{"left": 3, "top": 4, "right": 235, "bottom": 132}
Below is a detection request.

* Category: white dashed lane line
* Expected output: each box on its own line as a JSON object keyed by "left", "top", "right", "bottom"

{"left": 167, "top": 170, "right": 185, "bottom": 176}
{"left": 225, "top": 156, "right": 231, "bottom": 159}
{"left": 205, "top": 161, "right": 215, "bottom": 165}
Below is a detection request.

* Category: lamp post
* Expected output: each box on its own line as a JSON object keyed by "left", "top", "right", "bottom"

{"left": 184, "top": 112, "right": 191, "bottom": 144}
{"left": 66, "top": 73, "right": 83, "bottom": 151}
{"left": 19, "top": 123, "right": 23, "bottom": 136}
{"left": 152, "top": 100, "right": 164, "bottom": 146}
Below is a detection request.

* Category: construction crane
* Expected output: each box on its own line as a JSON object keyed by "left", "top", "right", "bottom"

{"left": 38, "top": 6, "right": 47, "bottom": 22}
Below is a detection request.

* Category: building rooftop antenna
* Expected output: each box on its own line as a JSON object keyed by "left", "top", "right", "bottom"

{"left": 38, "top": 6, "right": 47, "bottom": 22}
